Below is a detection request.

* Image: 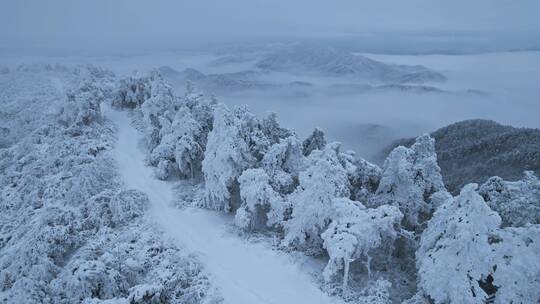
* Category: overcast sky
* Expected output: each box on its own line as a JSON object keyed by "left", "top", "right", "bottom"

{"left": 2, "top": 0, "right": 539, "bottom": 50}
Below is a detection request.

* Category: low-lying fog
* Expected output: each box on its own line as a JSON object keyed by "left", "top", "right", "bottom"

{"left": 191, "top": 51, "right": 540, "bottom": 162}
{"left": 2, "top": 50, "right": 538, "bottom": 163}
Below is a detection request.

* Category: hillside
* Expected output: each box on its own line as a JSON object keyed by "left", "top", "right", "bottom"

{"left": 0, "top": 66, "right": 217, "bottom": 303}
{"left": 380, "top": 119, "right": 540, "bottom": 193}
{"left": 1, "top": 67, "right": 539, "bottom": 303}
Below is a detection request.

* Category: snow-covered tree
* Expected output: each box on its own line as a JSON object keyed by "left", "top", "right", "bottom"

{"left": 488, "top": 225, "right": 540, "bottom": 303}
{"left": 234, "top": 136, "right": 303, "bottom": 231}
{"left": 350, "top": 158, "right": 382, "bottom": 203}
{"left": 112, "top": 73, "right": 152, "bottom": 109}
{"left": 60, "top": 68, "right": 114, "bottom": 127}
{"left": 416, "top": 183, "right": 501, "bottom": 303}
{"left": 357, "top": 279, "right": 393, "bottom": 304}
{"left": 321, "top": 198, "right": 402, "bottom": 288}
{"left": 201, "top": 104, "right": 270, "bottom": 211}
{"left": 0, "top": 67, "right": 216, "bottom": 304}
{"left": 302, "top": 127, "right": 327, "bottom": 156}
{"left": 139, "top": 73, "right": 178, "bottom": 152}
{"left": 184, "top": 84, "right": 215, "bottom": 137}
{"left": 374, "top": 134, "right": 444, "bottom": 230}
{"left": 172, "top": 111, "right": 205, "bottom": 179}
{"left": 149, "top": 106, "right": 204, "bottom": 179}
{"left": 261, "top": 112, "right": 294, "bottom": 145}
{"left": 261, "top": 136, "right": 304, "bottom": 195}
{"left": 113, "top": 74, "right": 214, "bottom": 181}
{"left": 417, "top": 183, "right": 540, "bottom": 303}
{"left": 284, "top": 143, "right": 351, "bottom": 255}
{"left": 112, "top": 71, "right": 178, "bottom": 153}
{"left": 478, "top": 171, "right": 540, "bottom": 227}
{"left": 235, "top": 168, "right": 282, "bottom": 230}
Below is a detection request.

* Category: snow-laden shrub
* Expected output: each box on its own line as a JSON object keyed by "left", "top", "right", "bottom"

{"left": 417, "top": 183, "right": 540, "bottom": 303}
{"left": 284, "top": 143, "right": 352, "bottom": 255}
{"left": 82, "top": 189, "right": 148, "bottom": 229}
{"left": 479, "top": 171, "right": 540, "bottom": 227}
{"left": 374, "top": 134, "right": 444, "bottom": 230}
{"left": 48, "top": 224, "right": 217, "bottom": 304}
{"left": 321, "top": 198, "right": 402, "bottom": 287}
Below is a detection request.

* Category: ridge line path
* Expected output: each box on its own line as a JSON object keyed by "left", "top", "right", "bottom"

{"left": 107, "top": 107, "right": 343, "bottom": 304}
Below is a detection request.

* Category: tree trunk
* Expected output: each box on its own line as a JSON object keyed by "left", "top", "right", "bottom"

{"left": 366, "top": 254, "right": 372, "bottom": 278}
{"left": 343, "top": 258, "right": 351, "bottom": 295}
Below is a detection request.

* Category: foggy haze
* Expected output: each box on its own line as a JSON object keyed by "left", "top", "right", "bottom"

{"left": 2, "top": 0, "right": 540, "bottom": 52}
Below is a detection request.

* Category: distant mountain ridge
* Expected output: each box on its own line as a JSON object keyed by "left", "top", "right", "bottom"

{"left": 158, "top": 66, "right": 275, "bottom": 92}
{"left": 158, "top": 66, "right": 479, "bottom": 97}
{"left": 380, "top": 119, "right": 540, "bottom": 193}
{"left": 255, "top": 44, "right": 447, "bottom": 84}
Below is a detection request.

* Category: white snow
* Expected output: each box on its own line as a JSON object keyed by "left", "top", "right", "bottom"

{"left": 106, "top": 106, "right": 343, "bottom": 304}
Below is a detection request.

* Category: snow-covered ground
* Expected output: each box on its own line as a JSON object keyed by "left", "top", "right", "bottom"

{"left": 107, "top": 106, "right": 344, "bottom": 304}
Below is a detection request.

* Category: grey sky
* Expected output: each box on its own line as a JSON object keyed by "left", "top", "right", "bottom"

{"left": 1, "top": 0, "right": 539, "bottom": 50}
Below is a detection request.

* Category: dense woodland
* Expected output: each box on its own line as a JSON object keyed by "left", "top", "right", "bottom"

{"left": 113, "top": 70, "right": 540, "bottom": 303}
{"left": 0, "top": 66, "right": 218, "bottom": 304}
{"left": 0, "top": 65, "right": 538, "bottom": 303}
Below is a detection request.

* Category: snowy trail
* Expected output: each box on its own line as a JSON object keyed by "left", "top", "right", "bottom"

{"left": 107, "top": 108, "right": 343, "bottom": 304}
